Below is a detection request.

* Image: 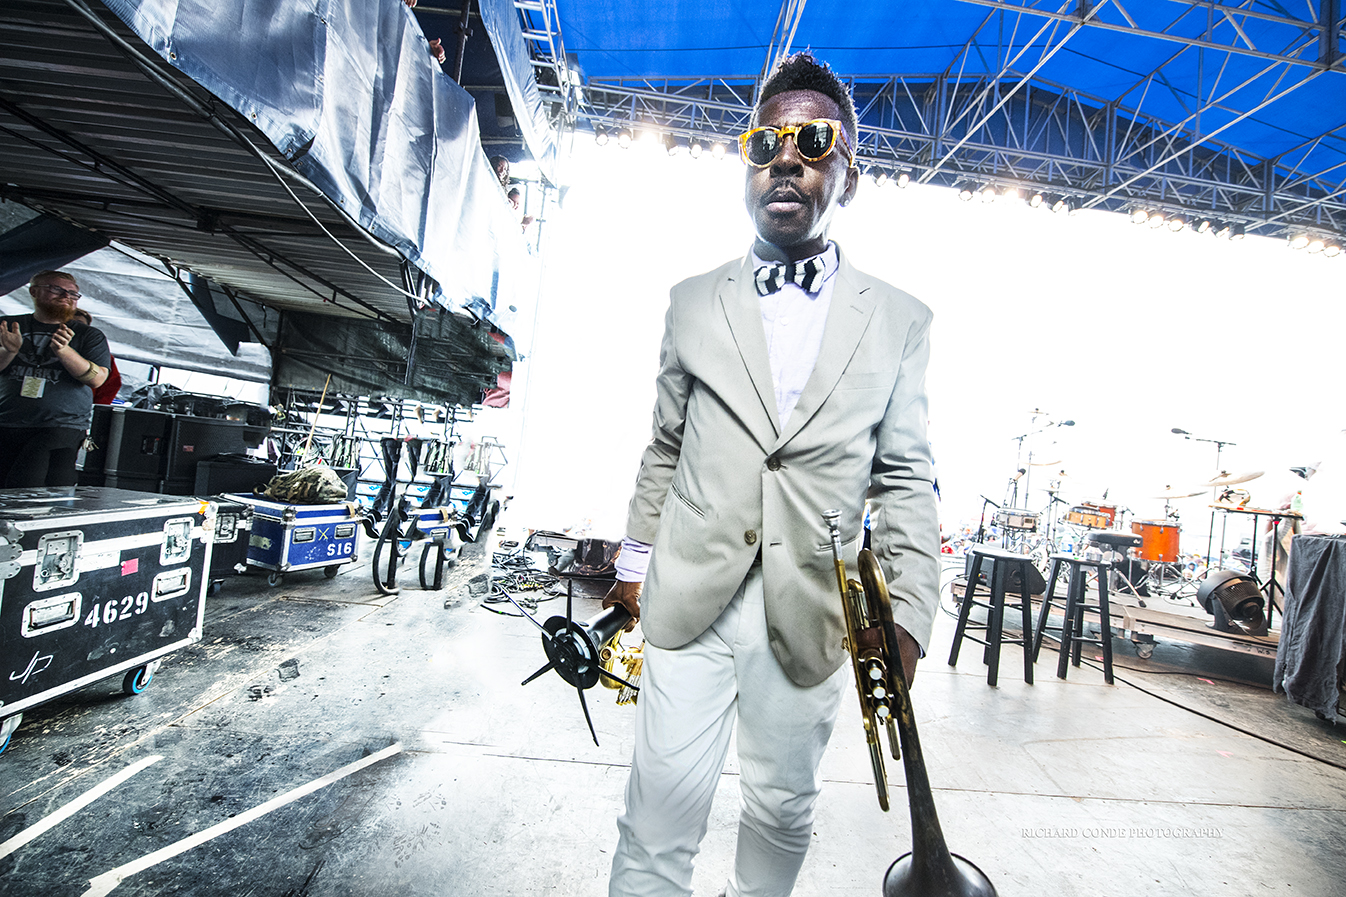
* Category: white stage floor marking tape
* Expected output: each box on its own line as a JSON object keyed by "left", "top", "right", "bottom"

{"left": 82, "top": 742, "right": 404, "bottom": 897}
{"left": 0, "top": 754, "right": 164, "bottom": 862}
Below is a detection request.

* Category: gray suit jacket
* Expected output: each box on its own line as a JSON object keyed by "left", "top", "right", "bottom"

{"left": 626, "top": 246, "right": 941, "bottom": 687}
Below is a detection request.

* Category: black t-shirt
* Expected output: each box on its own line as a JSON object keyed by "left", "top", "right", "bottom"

{"left": 0, "top": 314, "right": 112, "bottom": 429}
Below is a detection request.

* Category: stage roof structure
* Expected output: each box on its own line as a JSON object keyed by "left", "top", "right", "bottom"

{"left": 514, "top": 0, "right": 1346, "bottom": 247}
{"left": 0, "top": 0, "right": 527, "bottom": 404}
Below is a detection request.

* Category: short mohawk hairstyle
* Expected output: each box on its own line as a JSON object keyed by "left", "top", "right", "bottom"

{"left": 755, "top": 52, "right": 859, "bottom": 153}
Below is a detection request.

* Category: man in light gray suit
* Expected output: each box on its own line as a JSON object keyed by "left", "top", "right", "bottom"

{"left": 605, "top": 52, "right": 941, "bottom": 897}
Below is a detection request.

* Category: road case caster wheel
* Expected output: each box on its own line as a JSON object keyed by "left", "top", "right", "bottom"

{"left": 324, "top": 565, "right": 340, "bottom": 579}
{"left": 123, "top": 661, "right": 160, "bottom": 696}
{"left": 1134, "top": 640, "right": 1155, "bottom": 660}
{"left": 267, "top": 572, "right": 283, "bottom": 587}
{"left": 0, "top": 713, "right": 22, "bottom": 754}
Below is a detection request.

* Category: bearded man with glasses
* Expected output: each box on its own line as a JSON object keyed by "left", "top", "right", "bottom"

{"left": 604, "top": 53, "right": 940, "bottom": 897}
{"left": 1, "top": 270, "right": 111, "bottom": 487}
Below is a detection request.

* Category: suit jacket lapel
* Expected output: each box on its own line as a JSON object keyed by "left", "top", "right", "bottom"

{"left": 775, "top": 252, "right": 875, "bottom": 449}
{"left": 719, "top": 256, "right": 781, "bottom": 447}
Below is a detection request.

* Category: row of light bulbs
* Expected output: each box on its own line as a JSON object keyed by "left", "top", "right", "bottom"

{"left": 594, "top": 126, "right": 920, "bottom": 188}
{"left": 1286, "top": 232, "right": 1343, "bottom": 256}
{"left": 1128, "top": 207, "right": 1246, "bottom": 239}
{"left": 594, "top": 125, "right": 728, "bottom": 159}
{"left": 955, "top": 181, "right": 1079, "bottom": 214}
{"left": 1129, "top": 209, "right": 1341, "bottom": 255}
{"left": 590, "top": 128, "right": 1345, "bottom": 253}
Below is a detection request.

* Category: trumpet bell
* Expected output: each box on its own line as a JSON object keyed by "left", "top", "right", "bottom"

{"left": 884, "top": 851, "right": 997, "bottom": 897}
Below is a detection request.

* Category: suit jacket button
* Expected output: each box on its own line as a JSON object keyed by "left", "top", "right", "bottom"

{"left": 766, "top": 457, "right": 781, "bottom": 471}
{"left": 744, "top": 530, "right": 758, "bottom": 545}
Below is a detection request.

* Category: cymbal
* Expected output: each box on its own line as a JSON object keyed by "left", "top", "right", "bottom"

{"left": 1152, "top": 486, "right": 1205, "bottom": 499}
{"left": 1201, "top": 470, "right": 1263, "bottom": 488}
{"left": 1029, "top": 459, "right": 1062, "bottom": 466}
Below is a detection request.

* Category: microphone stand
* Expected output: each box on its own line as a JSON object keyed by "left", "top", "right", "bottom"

{"left": 976, "top": 495, "right": 1000, "bottom": 545}
{"left": 1175, "top": 429, "right": 1237, "bottom": 569}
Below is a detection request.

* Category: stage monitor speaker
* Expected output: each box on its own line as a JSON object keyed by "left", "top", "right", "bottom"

{"left": 1196, "top": 570, "right": 1266, "bottom": 635}
{"left": 964, "top": 550, "right": 1046, "bottom": 595}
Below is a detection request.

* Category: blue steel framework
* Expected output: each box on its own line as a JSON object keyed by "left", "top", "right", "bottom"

{"left": 516, "top": 0, "right": 1346, "bottom": 247}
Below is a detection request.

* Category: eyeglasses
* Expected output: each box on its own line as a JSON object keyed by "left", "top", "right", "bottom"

{"left": 738, "top": 119, "right": 854, "bottom": 168}
{"left": 38, "top": 284, "right": 81, "bottom": 301}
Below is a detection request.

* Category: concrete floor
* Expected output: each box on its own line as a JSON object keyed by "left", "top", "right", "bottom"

{"left": 2, "top": 514, "right": 1344, "bottom": 897}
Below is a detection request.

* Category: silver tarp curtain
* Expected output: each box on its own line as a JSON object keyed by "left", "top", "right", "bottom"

{"left": 99, "top": 0, "right": 526, "bottom": 322}
{"left": 479, "top": 0, "right": 558, "bottom": 185}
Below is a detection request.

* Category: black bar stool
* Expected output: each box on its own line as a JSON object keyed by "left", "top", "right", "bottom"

{"left": 1032, "top": 553, "right": 1116, "bottom": 684}
{"left": 948, "top": 544, "right": 1035, "bottom": 686}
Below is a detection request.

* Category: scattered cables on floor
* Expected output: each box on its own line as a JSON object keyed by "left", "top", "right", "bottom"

{"left": 478, "top": 549, "right": 562, "bottom": 616}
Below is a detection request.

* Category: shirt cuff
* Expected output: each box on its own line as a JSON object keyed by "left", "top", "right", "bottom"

{"left": 615, "top": 536, "right": 652, "bottom": 582}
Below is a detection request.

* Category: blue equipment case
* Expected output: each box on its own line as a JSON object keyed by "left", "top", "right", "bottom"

{"left": 0, "top": 486, "right": 214, "bottom": 753}
{"left": 225, "top": 494, "right": 362, "bottom": 585}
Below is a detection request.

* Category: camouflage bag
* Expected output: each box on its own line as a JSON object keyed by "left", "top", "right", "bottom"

{"left": 264, "top": 467, "right": 348, "bottom": 504}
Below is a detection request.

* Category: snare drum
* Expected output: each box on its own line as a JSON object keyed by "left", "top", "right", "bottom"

{"left": 1132, "top": 520, "right": 1180, "bottom": 562}
{"left": 1065, "top": 505, "right": 1112, "bottom": 529}
{"left": 995, "top": 508, "right": 1038, "bottom": 532}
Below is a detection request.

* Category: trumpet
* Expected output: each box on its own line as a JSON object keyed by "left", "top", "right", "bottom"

{"left": 822, "top": 511, "right": 996, "bottom": 897}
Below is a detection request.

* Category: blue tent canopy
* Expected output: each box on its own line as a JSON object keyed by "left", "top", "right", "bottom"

{"left": 546, "top": 0, "right": 1346, "bottom": 243}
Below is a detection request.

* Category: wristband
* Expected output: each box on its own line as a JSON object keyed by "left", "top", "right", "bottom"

{"left": 79, "top": 360, "right": 99, "bottom": 382}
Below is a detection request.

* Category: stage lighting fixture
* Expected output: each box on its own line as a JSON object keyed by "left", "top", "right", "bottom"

{"left": 1028, "top": 189, "right": 1045, "bottom": 208}
{"left": 896, "top": 170, "right": 911, "bottom": 188}
{"left": 1196, "top": 217, "right": 1214, "bottom": 234}
{"left": 663, "top": 133, "right": 681, "bottom": 156}
{"left": 1289, "top": 233, "right": 1310, "bottom": 250}
{"left": 957, "top": 182, "right": 974, "bottom": 201}
{"left": 1229, "top": 223, "right": 1246, "bottom": 240}
{"left": 1307, "top": 238, "right": 1325, "bottom": 254}
{"left": 1167, "top": 212, "right": 1187, "bottom": 232}
{"left": 617, "top": 127, "right": 632, "bottom": 149}
{"left": 1147, "top": 210, "right": 1166, "bottom": 228}
{"left": 979, "top": 184, "right": 998, "bottom": 202}
{"left": 1001, "top": 185, "right": 1021, "bottom": 202}
{"left": 689, "top": 137, "right": 704, "bottom": 158}
{"left": 1129, "top": 207, "right": 1148, "bottom": 224}
{"left": 872, "top": 167, "right": 890, "bottom": 186}
{"left": 1214, "top": 221, "right": 1231, "bottom": 238}
{"left": 710, "top": 141, "right": 726, "bottom": 159}
{"left": 1051, "top": 196, "right": 1073, "bottom": 214}
{"left": 594, "top": 126, "right": 609, "bottom": 146}
{"left": 1324, "top": 243, "right": 1342, "bottom": 257}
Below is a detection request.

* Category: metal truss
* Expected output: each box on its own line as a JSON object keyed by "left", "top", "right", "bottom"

{"left": 514, "top": 0, "right": 578, "bottom": 127}
{"left": 560, "top": 0, "right": 1346, "bottom": 244}
{"left": 957, "top": 0, "right": 1344, "bottom": 71}
{"left": 573, "top": 72, "right": 1345, "bottom": 241}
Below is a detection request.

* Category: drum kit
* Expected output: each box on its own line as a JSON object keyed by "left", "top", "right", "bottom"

{"left": 983, "top": 465, "right": 1269, "bottom": 601}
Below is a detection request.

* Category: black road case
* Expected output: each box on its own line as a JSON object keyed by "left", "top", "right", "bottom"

{"left": 0, "top": 487, "right": 214, "bottom": 753}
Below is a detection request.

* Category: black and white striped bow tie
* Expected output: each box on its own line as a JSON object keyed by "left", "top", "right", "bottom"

{"left": 753, "top": 255, "right": 827, "bottom": 296}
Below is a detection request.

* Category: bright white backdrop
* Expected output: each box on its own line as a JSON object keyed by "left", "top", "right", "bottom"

{"left": 489, "top": 138, "right": 1344, "bottom": 552}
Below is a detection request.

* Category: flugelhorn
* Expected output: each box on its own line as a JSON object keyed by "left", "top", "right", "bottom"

{"left": 822, "top": 511, "right": 996, "bottom": 897}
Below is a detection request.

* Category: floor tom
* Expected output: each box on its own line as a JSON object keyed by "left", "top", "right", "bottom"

{"left": 1132, "top": 519, "right": 1181, "bottom": 563}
